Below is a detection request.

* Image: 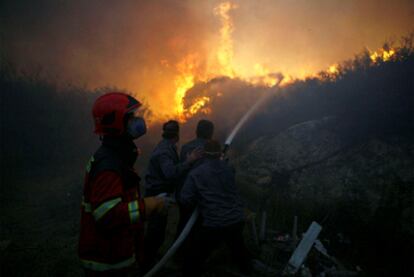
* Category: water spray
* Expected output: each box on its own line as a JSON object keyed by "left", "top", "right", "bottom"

{"left": 222, "top": 92, "right": 272, "bottom": 155}
{"left": 143, "top": 81, "right": 281, "bottom": 277}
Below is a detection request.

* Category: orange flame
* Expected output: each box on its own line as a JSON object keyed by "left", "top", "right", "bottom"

{"left": 173, "top": 1, "right": 238, "bottom": 121}
{"left": 171, "top": 2, "right": 398, "bottom": 122}
{"left": 248, "top": 63, "right": 280, "bottom": 87}
{"left": 173, "top": 53, "right": 212, "bottom": 121}
{"left": 327, "top": 64, "right": 339, "bottom": 75}
{"left": 188, "top": 96, "right": 211, "bottom": 116}
{"left": 174, "top": 54, "right": 199, "bottom": 120}
{"left": 213, "top": 1, "right": 237, "bottom": 78}
{"left": 320, "top": 46, "right": 396, "bottom": 81}
{"left": 280, "top": 75, "right": 294, "bottom": 87}
{"left": 370, "top": 48, "right": 395, "bottom": 62}
{"left": 172, "top": 1, "right": 286, "bottom": 121}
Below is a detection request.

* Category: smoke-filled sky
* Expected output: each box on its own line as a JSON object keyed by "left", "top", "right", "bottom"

{"left": 1, "top": 0, "right": 413, "bottom": 120}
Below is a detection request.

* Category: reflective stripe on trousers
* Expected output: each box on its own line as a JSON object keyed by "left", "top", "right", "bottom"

{"left": 81, "top": 254, "right": 135, "bottom": 271}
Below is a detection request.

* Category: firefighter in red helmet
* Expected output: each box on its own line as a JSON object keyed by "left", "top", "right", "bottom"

{"left": 78, "top": 92, "right": 164, "bottom": 276}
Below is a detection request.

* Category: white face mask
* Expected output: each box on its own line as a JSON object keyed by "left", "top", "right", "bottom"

{"left": 127, "top": 117, "right": 147, "bottom": 139}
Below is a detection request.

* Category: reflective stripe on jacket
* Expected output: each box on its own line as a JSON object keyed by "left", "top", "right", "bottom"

{"left": 82, "top": 197, "right": 140, "bottom": 223}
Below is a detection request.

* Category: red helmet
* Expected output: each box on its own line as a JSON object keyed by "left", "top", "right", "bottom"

{"left": 92, "top": 92, "right": 142, "bottom": 136}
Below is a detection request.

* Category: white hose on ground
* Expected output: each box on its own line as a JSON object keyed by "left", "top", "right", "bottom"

{"left": 143, "top": 208, "right": 199, "bottom": 277}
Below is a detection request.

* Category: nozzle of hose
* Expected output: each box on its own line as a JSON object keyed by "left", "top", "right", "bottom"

{"left": 222, "top": 143, "right": 230, "bottom": 155}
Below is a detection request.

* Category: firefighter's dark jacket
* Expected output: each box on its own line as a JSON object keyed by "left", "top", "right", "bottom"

{"left": 144, "top": 138, "right": 191, "bottom": 196}
{"left": 179, "top": 158, "right": 245, "bottom": 228}
{"left": 78, "top": 136, "right": 145, "bottom": 272}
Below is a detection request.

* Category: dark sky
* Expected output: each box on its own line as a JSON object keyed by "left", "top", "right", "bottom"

{"left": 1, "top": 0, "right": 413, "bottom": 119}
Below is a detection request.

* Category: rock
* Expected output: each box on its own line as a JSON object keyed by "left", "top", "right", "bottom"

{"left": 236, "top": 116, "right": 414, "bottom": 220}
{"left": 242, "top": 116, "right": 342, "bottom": 172}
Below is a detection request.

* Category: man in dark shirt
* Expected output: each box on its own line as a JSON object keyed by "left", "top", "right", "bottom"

{"left": 176, "top": 119, "right": 214, "bottom": 237}
{"left": 179, "top": 140, "right": 250, "bottom": 276}
{"left": 143, "top": 120, "right": 202, "bottom": 271}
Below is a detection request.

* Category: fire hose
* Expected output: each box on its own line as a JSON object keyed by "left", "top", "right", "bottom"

{"left": 143, "top": 86, "right": 278, "bottom": 277}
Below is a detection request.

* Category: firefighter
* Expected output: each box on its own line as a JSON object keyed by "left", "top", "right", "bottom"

{"left": 175, "top": 119, "right": 214, "bottom": 237}
{"left": 143, "top": 120, "right": 203, "bottom": 271}
{"left": 179, "top": 140, "right": 250, "bottom": 276}
{"left": 78, "top": 92, "right": 164, "bottom": 277}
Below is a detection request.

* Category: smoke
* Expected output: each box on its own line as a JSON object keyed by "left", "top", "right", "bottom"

{"left": 179, "top": 77, "right": 268, "bottom": 141}
{"left": 180, "top": 43, "right": 414, "bottom": 147}
{"left": 1, "top": 0, "right": 215, "bottom": 118}
{"left": 1, "top": 0, "right": 413, "bottom": 119}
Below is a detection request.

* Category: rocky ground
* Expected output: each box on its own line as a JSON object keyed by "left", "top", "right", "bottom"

{"left": 235, "top": 116, "right": 414, "bottom": 276}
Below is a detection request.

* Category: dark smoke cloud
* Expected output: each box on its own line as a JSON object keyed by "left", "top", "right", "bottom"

{"left": 1, "top": 0, "right": 413, "bottom": 119}
{"left": 1, "top": 0, "right": 214, "bottom": 115}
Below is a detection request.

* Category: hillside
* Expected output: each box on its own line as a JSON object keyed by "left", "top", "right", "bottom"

{"left": 0, "top": 37, "right": 413, "bottom": 276}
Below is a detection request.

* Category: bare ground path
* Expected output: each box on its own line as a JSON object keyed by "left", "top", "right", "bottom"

{"left": 1, "top": 168, "right": 83, "bottom": 276}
